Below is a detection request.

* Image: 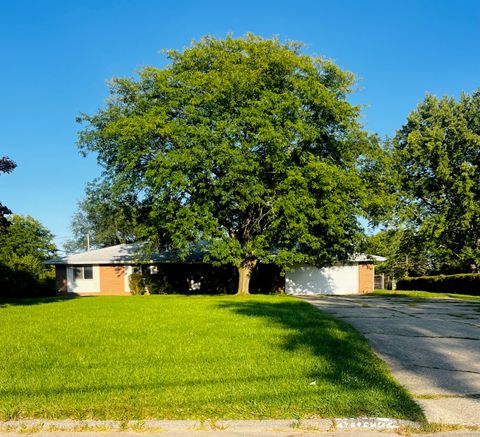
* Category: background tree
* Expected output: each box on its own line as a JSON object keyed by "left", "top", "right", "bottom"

{"left": 393, "top": 89, "right": 480, "bottom": 273}
{"left": 0, "top": 214, "right": 57, "bottom": 279}
{"left": 64, "top": 179, "right": 138, "bottom": 253}
{"left": 0, "top": 156, "right": 17, "bottom": 231}
{"left": 78, "top": 34, "right": 385, "bottom": 294}
{"left": 363, "top": 228, "right": 431, "bottom": 280}
{"left": 0, "top": 214, "right": 57, "bottom": 297}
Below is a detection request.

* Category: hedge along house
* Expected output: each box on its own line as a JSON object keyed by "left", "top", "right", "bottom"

{"left": 46, "top": 244, "right": 384, "bottom": 296}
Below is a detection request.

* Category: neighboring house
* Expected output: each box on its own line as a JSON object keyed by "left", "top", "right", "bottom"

{"left": 45, "top": 244, "right": 385, "bottom": 296}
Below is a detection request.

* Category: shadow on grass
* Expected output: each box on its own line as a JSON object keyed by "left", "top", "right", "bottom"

{"left": 0, "top": 294, "right": 84, "bottom": 309}
{"left": 218, "top": 298, "right": 425, "bottom": 421}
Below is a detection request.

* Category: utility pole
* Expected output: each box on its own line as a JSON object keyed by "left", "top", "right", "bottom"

{"left": 86, "top": 234, "right": 90, "bottom": 251}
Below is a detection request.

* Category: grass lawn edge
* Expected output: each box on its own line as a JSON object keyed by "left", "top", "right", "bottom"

{"left": 368, "top": 290, "right": 480, "bottom": 302}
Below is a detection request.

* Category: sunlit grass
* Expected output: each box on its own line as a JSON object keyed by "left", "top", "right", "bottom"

{"left": 371, "top": 289, "right": 480, "bottom": 301}
{"left": 0, "top": 295, "right": 423, "bottom": 420}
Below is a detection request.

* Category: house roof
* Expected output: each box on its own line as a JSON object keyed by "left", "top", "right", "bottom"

{"left": 45, "top": 243, "right": 206, "bottom": 265}
{"left": 350, "top": 253, "right": 387, "bottom": 262}
{"left": 46, "top": 243, "right": 386, "bottom": 265}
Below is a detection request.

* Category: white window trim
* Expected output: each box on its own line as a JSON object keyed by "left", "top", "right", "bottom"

{"left": 73, "top": 265, "right": 94, "bottom": 280}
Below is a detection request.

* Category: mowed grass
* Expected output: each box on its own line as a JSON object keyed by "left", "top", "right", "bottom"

{"left": 371, "top": 289, "right": 480, "bottom": 302}
{"left": 0, "top": 295, "right": 423, "bottom": 420}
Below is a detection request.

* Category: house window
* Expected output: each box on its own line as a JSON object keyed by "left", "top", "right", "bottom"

{"left": 84, "top": 265, "right": 93, "bottom": 279}
{"left": 73, "top": 266, "right": 94, "bottom": 280}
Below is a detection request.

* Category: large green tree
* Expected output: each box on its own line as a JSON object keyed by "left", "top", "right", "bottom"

{"left": 78, "top": 34, "right": 384, "bottom": 294}
{"left": 393, "top": 89, "right": 480, "bottom": 273}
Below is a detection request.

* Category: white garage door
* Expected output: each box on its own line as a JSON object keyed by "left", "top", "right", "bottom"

{"left": 286, "top": 264, "right": 359, "bottom": 295}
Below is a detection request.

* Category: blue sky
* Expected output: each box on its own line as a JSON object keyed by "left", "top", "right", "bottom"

{"left": 1, "top": 0, "right": 479, "bottom": 249}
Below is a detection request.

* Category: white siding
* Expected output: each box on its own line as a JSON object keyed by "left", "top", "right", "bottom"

{"left": 285, "top": 264, "right": 359, "bottom": 295}
{"left": 67, "top": 265, "right": 100, "bottom": 293}
{"left": 124, "top": 265, "right": 133, "bottom": 293}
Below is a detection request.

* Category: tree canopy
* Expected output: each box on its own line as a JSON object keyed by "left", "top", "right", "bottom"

{"left": 78, "top": 34, "right": 385, "bottom": 294}
{"left": 64, "top": 179, "right": 138, "bottom": 253}
{"left": 0, "top": 214, "right": 57, "bottom": 281}
{"left": 363, "top": 228, "right": 430, "bottom": 279}
{"left": 393, "top": 89, "right": 480, "bottom": 273}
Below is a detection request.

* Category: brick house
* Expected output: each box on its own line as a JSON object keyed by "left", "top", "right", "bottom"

{"left": 46, "top": 244, "right": 384, "bottom": 296}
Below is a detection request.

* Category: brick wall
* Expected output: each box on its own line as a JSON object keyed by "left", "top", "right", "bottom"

{"left": 99, "top": 265, "right": 126, "bottom": 295}
{"left": 358, "top": 263, "right": 374, "bottom": 293}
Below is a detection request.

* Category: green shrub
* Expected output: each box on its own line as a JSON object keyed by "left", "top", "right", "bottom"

{"left": 199, "top": 266, "right": 236, "bottom": 294}
{"left": 397, "top": 273, "right": 480, "bottom": 296}
{"left": 144, "top": 271, "right": 173, "bottom": 294}
{"left": 129, "top": 272, "right": 146, "bottom": 295}
{"left": 129, "top": 271, "right": 177, "bottom": 295}
{"left": 0, "top": 262, "right": 56, "bottom": 298}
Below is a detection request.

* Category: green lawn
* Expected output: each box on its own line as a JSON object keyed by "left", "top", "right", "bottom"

{"left": 371, "top": 289, "right": 480, "bottom": 302}
{"left": 0, "top": 295, "right": 423, "bottom": 421}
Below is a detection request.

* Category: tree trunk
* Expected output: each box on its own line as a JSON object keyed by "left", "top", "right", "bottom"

{"left": 236, "top": 260, "right": 257, "bottom": 296}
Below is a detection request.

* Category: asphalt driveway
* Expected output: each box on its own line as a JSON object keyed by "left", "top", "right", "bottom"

{"left": 301, "top": 295, "right": 480, "bottom": 425}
